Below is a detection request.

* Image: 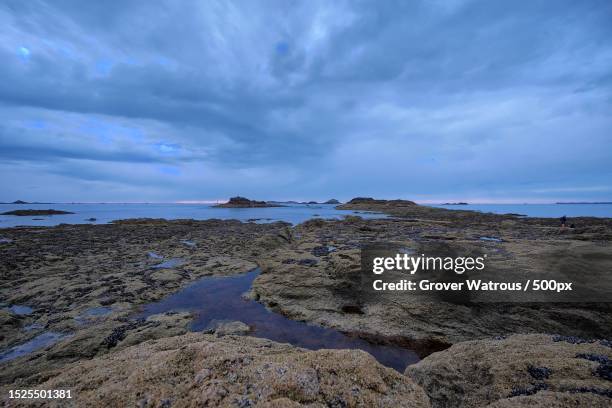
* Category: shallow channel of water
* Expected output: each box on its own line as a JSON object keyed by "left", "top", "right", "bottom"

{"left": 137, "top": 268, "right": 419, "bottom": 372}
{"left": 0, "top": 332, "right": 72, "bottom": 363}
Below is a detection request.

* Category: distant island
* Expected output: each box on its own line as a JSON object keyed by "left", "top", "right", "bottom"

{"left": 269, "top": 199, "right": 341, "bottom": 205}
{"left": 1, "top": 209, "right": 74, "bottom": 216}
{"left": 213, "top": 196, "right": 285, "bottom": 208}
{"left": 0, "top": 200, "right": 54, "bottom": 204}
{"left": 556, "top": 202, "right": 612, "bottom": 205}
{"left": 337, "top": 197, "right": 417, "bottom": 210}
{"left": 441, "top": 202, "right": 469, "bottom": 205}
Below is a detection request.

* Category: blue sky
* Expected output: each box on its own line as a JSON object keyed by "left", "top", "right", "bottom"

{"left": 1, "top": 0, "right": 611, "bottom": 203}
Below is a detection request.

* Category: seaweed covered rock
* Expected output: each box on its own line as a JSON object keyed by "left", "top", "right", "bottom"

{"left": 9, "top": 333, "right": 431, "bottom": 407}
{"left": 406, "top": 334, "right": 612, "bottom": 408}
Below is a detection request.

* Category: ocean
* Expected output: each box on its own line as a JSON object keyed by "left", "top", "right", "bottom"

{"left": 428, "top": 203, "right": 612, "bottom": 218}
{"left": 0, "top": 203, "right": 384, "bottom": 228}
{"left": 0, "top": 202, "right": 610, "bottom": 228}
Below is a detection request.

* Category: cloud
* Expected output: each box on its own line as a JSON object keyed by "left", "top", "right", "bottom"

{"left": 0, "top": 0, "right": 611, "bottom": 202}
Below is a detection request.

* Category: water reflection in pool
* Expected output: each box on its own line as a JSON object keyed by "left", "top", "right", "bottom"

{"left": 137, "top": 268, "right": 419, "bottom": 372}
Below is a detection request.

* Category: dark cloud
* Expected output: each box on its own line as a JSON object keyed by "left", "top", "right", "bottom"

{"left": 0, "top": 0, "right": 611, "bottom": 202}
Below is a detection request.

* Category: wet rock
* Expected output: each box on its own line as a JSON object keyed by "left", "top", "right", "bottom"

{"left": 509, "top": 382, "right": 548, "bottom": 397}
{"left": 527, "top": 365, "right": 551, "bottom": 380}
{"left": 341, "top": 304, "right": 364, "bottom": 314}
{"left": 312, "top": 245, "right": 334, "bottom": 257}
{"left": 552, "top": 335, "right": 591, "bottom": 344}
{"left": 576, "top": 353, "right": 612, "bottom": 380}
{"left": 0, "top": 310, "right": 21, "bottom": 336}
{"left": 576, "top": 353, "right": 610, "bottom": 364}
{"left": 311, "top": 246, "right": 326, "bottom": 256}
{"left": 205, "top": 320, "right": 251, "bottom": 337}
{"left": 594, "top": 362, "right": 612, "bottom": 380}
{"left": 297, "top": 259, "right": 317, "bottom": 267}
{"left": 566, "top": 387, "right": 612, "bottom": 398}
{"left": 102, "top": 320, "right": 144, "bottom": 349}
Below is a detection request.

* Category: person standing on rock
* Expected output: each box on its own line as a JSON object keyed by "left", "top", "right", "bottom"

{"left": 560, "top": 215, "right": 567, "bottom": 228}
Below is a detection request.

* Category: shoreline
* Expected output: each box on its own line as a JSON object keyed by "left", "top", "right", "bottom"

{"left": 1, "top": 203, "right": 611, "bottom": 406}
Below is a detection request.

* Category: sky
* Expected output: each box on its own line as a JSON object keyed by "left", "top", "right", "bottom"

{"left": 1, "top": 0, "right": 611, "bottom": 203}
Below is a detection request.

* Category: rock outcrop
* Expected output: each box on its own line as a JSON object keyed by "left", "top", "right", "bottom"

{"left": 4, "top": 333, "right": 431, "bottom": 407}
{"left": 406, "top": 334, "right": 612, "bottom": 407}
{"left": 252, "top": 212, "right": 612, "bottom": 347}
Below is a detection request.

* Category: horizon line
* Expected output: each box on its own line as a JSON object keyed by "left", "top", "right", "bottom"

{"left": 2, "top": 199, "right": 611, "bottom": 205}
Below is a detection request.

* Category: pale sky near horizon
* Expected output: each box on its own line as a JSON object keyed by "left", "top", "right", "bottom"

{"left": 1, "top": 0, "right": 611, "bottom": 203}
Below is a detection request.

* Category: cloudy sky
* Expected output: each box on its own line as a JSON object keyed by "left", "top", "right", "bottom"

{"left": 1, "top": 0, "right": 611, "bottom": 203}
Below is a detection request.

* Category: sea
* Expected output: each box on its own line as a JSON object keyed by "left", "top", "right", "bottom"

{"left": 428, "top": 203, "right": 612, "bottom": 218}
{"left": 0, "top": 203, "right": 383, "bottom": 228}
{"left": 0, "top": 202, "right": 610, "bottom": 228}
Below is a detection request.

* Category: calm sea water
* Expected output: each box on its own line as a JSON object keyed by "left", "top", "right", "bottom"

{"left": 0, "top": 202, "right": 610, "bottom": 228}
{"left": 0, "top": 203, "right": 384, "bottom": 228}
{"left": 428, "top": 203, "right": 612, "bottom": 218}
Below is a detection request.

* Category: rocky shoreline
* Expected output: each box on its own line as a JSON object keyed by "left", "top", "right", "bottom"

{"left": 1, "top": 201, "right": 611, "bottom": 406}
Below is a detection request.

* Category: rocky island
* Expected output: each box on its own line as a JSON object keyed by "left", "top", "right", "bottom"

{"left": 337, "top": 197, "right": 418, "bottom": 210}
{"left": 0, "top": 199, "right": 610, "bottom": 406}
{"left": 213, "top": 196, "right": 284, "bottom": 208}
{"left": 1, "top": 209, "right": 74, "bottom": 216}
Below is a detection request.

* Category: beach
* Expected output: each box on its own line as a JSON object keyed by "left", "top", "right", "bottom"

{"left": 1, "top": 201, "right": 611, "bottom": 406}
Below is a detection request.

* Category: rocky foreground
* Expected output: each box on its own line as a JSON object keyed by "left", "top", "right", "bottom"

{"left": 0, "top": 201, "right": 611, "bottom": 406}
